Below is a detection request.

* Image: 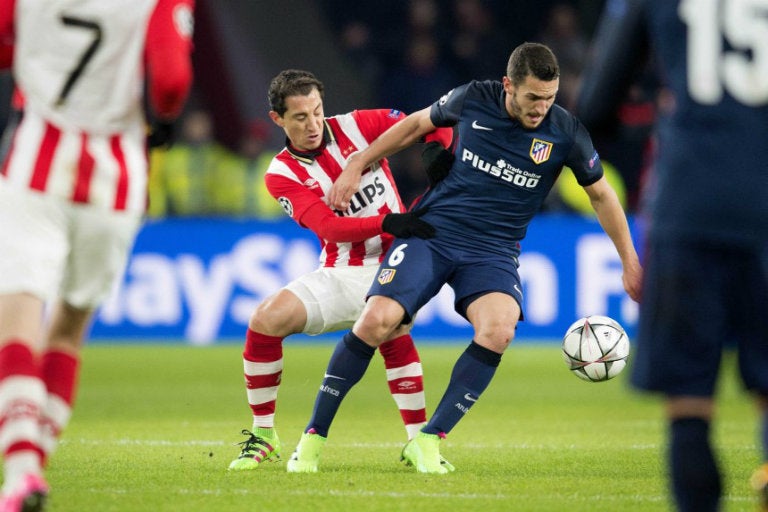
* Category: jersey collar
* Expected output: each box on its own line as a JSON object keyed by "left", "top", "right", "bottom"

{"left": 285, "top": 120, "right": 335, "bottom": 164}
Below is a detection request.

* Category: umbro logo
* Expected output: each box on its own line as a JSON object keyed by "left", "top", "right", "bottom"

{"left": 471, "top": 120, "right": 493, "bottom": 131}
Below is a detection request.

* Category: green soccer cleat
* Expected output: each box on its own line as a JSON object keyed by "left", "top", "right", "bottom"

{"left": 401, "top": 432, "right": 449, "bottom": 474}
{"left": 227, "top": 428, "right": 281, "bottom": 471}
{"left": 750, "top": 463, "right": 768, "bottom": 512}
{"left": 403, "top": 446, "right": 455, "bottom": 471}
{"left": 286, "top": 429, "right": 327, "bottom": 473}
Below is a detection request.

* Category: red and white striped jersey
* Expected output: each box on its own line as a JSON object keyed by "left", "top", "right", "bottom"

{"left": 0, "top": 0, "right": 194, "bottom": 212}
{"left": 266, "top": 109, "right": 407, "bottom": 268}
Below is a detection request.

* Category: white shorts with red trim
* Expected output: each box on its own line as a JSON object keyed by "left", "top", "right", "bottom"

{"left": 284, "top": 265, "right": 379, "bottom": 335}
{"left": 0, "top": 183, "right": 142, "bottom": 309}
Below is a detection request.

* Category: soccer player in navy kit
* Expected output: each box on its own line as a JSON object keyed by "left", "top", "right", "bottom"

{"left": 576, "top": 1, "right": 768, "bottom": 511}
{"left": 286, "top": 42, "right": 642, "bottom": 474}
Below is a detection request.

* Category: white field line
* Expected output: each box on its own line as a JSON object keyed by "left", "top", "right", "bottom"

{"left": 62, "top": 438, "right": 667, "bottom": 450}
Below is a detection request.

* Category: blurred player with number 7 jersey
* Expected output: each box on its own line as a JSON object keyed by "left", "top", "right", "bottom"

{"left": 0, "top": 0, "right": 194, "bottom": 510}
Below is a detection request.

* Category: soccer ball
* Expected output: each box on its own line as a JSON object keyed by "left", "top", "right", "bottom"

{"left": 562, "top": 315, "right": 630, "bottom": 382}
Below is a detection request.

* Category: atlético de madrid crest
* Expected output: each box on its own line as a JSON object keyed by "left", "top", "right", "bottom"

{"left": 377, "top": 269, "right": 396, "bottom": 285}
{"left": 529, "top": 138, "right": 553, "bottom": 164}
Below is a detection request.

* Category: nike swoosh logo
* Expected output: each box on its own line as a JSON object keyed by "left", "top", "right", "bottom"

{"left": 464, "top": 393, "right": 477, "bottom": 402}
{"left": 324, "top": 374, "right": 346, "bottom": 381}
{"left": 514, "top": 284, "right": 522, "bottom": 296}
{"left": 472, "top": 120, "right": 493, "bottom": 131}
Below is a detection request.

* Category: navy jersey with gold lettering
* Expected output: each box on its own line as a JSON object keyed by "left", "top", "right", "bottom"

{"left": 416, "top": 80, "right": 603, "bottom": 257}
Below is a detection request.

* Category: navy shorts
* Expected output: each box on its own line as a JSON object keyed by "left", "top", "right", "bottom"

{"left": 630, "top": 237, "right": 768, "bottom": 396}
{"left": 367, "top": 237, "right": 523, "bottom": 323}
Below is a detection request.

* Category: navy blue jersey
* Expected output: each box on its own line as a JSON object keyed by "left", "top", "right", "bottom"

{"left": 416, "top": 80, "right": 603, "bottom": 257}
{"left": 577, "top": 0, "right": 768, "bottom": 244}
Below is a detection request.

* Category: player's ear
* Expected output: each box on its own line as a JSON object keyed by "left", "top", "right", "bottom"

{"left": 502, "top": 76, "right": 514, "bottom": 93}
{"left": 268, "top": 110, "right": 284, "bottom": 128}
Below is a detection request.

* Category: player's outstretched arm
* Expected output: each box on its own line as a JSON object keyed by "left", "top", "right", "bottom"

{"left": 329, "top": 107, "right": 436, "bottom": 210}
{"left": 584, "top": 176, "right": 643, "bottom": 302}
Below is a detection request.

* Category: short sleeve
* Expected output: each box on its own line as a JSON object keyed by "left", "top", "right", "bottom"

{"left": 429, "top": 83, "right": 471, "bottom": 128}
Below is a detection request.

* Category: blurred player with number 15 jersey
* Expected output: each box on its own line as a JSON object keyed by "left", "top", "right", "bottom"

{"left": 0, "top": 0, "right": 194, "bottom": 510}
{"left": 576, "top": 1, "right": 768, "bottom": 511}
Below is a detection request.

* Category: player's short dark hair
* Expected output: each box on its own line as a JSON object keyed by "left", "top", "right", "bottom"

{"left": 268, "top": 69, "right": 325, "bottom": 116}
{"left": 506, "top": 42, "right": 560, "bottom": 86}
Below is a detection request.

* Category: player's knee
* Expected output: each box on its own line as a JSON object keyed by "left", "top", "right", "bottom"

{"left": 355, "top": 307, "right": 401, "bottom": 345}
{"left": 666, "top": 396, "right": 714, "bottom": 420}
{"left": 474, "top": 323, "right": 516, "bottom": 352}
{"left": 249, "top": 305, "right": 278, "bottom": 334}
{"left": 47, "top": 301, "right": 93, "bottom": 350}
{"left": 249, "top": 296, "right": 303, "bottom": 336}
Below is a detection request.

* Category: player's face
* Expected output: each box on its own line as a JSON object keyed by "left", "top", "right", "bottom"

{"left": 270, "top": 88, "right": 325, "bottom": 151}
{"left": 503, "top": 75, "right": 559, "bottom": 129}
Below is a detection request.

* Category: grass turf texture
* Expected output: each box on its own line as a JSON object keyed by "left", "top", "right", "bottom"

{"left": 44, "top": 342, "right": 758, "bottom": 512}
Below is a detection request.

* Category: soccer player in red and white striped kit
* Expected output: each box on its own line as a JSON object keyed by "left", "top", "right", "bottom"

{"left": 228, "top": 69, "right": 454, "bottom": 472}
{"left": 0, "top": 0, "right": 194, "bottom": 509}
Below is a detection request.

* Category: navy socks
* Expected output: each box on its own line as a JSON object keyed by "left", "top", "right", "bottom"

{"left": 305, "top": 332, "right": 375, "bottom": 437}
{"left": 423, "top": 341, "right": 501, "bottom": 436}
{"left": 669, "top": 417, "right": 721, "bottom": 512}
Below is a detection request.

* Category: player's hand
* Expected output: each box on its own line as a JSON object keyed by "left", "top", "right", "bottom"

{"left": 382, "top": 207, "right": 435, "bottom": 239}
{"left": 421, "top": 141, "right": 454, "bottom": 187}
{"left": 147, "top": 121, "right": 176, "bottom": 149}
{"left": 622, "top": 257, "right": 643, "bottom": 302}
{"left": 330, "top": 152, "right": 366, "bottom": 210}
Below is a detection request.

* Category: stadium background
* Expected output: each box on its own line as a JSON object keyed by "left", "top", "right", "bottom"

{"left": 0, "top": 0, "right": 650, "bottom": 345}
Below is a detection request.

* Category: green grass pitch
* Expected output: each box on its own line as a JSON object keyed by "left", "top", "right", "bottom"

{"left": 44, "top": 341, "right": 759, "bottom": 511}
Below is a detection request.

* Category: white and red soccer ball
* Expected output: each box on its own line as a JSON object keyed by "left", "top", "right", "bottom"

{"left": 562, "top": 315, "right": 630, "bottom": 382}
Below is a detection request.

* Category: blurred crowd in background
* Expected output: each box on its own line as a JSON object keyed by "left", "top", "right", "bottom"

{"left": 0, "top": 0, "right": 660, "bottom": 219}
